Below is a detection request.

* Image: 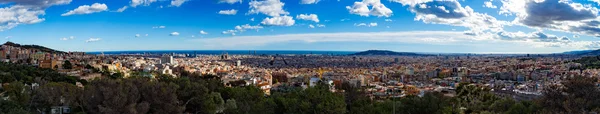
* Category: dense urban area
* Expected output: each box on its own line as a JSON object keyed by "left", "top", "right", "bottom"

{"left": 1, "top": 42, "right": 600, "bottom": 114}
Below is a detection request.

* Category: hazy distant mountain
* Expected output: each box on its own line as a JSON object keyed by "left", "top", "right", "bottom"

{"left": 350, "top": 50, "right": 426, "bottom": 56}
{"left": 575, "top": 49, "right": 600, "bottom": 56}
{"left": 2, "top": 42, "right": 66, "bottom": 54}
{"left": 562, "top": 50, "right": 594, "bottom": 55}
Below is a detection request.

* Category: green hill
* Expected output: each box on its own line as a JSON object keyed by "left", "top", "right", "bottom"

{"left": 2, "top": 41, "right": 66, "bottom": 54}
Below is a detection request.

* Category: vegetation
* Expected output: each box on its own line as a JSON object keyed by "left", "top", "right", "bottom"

{"left": 572, "top": 56, "right": 600, "bottom": 69}
{"left": 0, "top": 62, "right": 599, "bottom": 114}
{"left": 62, "top": 60, "right": 73, "bottom": 69}
{"left": 0, "top": 62, "right": 84, "bottom": 84}
{"left": 2, "top": 42, "right": 66, "bottom": 54}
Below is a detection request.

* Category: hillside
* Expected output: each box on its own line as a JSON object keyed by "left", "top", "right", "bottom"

{"left": 349, "top": 50, "right": 427, "bottom": 56}
{"left": 2, "top": 41, "right": 66, "bottom": 53}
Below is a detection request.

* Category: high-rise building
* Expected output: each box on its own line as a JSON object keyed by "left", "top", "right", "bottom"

{"left": 160, "top": 55, "right": 175, "bottom": 64}
{"left": 236, "top": 60, "right": 241, "bottom": 67}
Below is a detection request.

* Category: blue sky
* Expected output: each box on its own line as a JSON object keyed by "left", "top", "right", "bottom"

{"left": 2, "top": 0, "right": 600, "bottom": 53}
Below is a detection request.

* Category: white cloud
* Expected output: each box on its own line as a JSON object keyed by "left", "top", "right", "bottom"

{"left": 218, "top": 9, "right": 238, "bottom": 15}
{"left": 249, "top": 0, "right": 289, "bottom": 17}
{"left": 222, "top": 30, "right": 237, "bottom": 35}
{"left": 483, "top": 1, "right": 497, "bottom": 9}
{"left": 0, "top": 0, "right": 72, "bottom": 31}
{"left": 369, "top": 23, "right": 378, "bottom": 27}
{"left": 153, "top": 26, "right": 166, "bottom": 29}
{"left": 60, "top": 37, "right": 68, "bottom": 40}
{"left": 296, "top": 14, "right": 320, "bottom": 23}
{"left": 500, "top": 0, "right": 600, "bottom": 37}
{"left": 385, "top": 19, "right": 393, "bottom": 22}
{"left": 308, "top": 24, "right": 325, "bottom": 28}
{"left": 346, "top": 0, "right": 393, "bottom": 17}
{"left": 86, "top": 38, "right": 101, "bottom": 42}
{"left": 389, "top": 0, "right": 433, "bottom": 5}
{"left": 235, "top": 24, "right": 264, "bottom": 31}
{"left": 261, "top": 15, "right": 295, "bottom": 26}
{"left": 145, "top": 34, "right": 149, "bottom": 36}
{"left": 61, "top": 3, "right": 108, "bottom": 16}
{"left": 170, "top": 32, "right": 180, "bottom": 36}
{"left": 316, "top": 24, "right": 325, "bottom": 27}
{"left": 219, "top": 0, "right": 242, "bottom": 4}
{"left": 195, "top": 31, "right": 469, "bottom": 47}
{"left": 135, "top": 34, "right": 141, "bottom": 37}
{"left": 393, "top": 0, "right": 509, "bottom": 34}
{"left": 116, "top": 6, "right": 128, "bottom": 12}
{"left": 355, "top": 23, "right": 377, "bottom": 27}
{"left": 191, "top": 31, "right": 600, "bottom": 52}
{"left": 250, "top": 18, "right": 255, "bottom": 21}
{"left": 130, "top": 0, "right": 157, "bottom": 7}
{"left": 300, "top": 0, "right": 320, "bottom": 4}
{"left": 170, "top": 0, "right": 188, "bottom": 7}
{"left": 200, "top": 30, "right": 208, "bottom": 35}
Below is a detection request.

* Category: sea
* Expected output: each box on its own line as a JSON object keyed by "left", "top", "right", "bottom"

{"left": 86, "top": 50, "right": 358, "bottom": 55}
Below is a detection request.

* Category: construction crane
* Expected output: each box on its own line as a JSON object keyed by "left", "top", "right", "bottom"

{"left": 317, "top": 68, "right": 329, "bottom": 79}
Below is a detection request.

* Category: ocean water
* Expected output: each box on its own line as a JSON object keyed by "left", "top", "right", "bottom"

{"left": 86, "top": 50, "right": 357, "bottom": 55}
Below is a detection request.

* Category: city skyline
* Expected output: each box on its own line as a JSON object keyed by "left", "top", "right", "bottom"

{"left": 2, "top": 0, "right": 600, "bottom": 53}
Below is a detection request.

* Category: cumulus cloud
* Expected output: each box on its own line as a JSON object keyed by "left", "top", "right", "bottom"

{"left": 85, "top": 38, "right": 101, "bottom": 42}
{"left": 116, "top": 6, "right": 128, "bottom": 12}
{"left": 200, "top": 30, "right": 208, "bottom": 35}
{"left": 62, "top": 3, "right": 108, "bottom": 16}
{"left": 0, "top": 0, "right": 71, "bottom": 31}
{"left": 219, "top": 0, "right": 242, "bottom": 4}
{"left": 135, "top": 34, "right": 141, "bottom": 37}
{"left": 249, "top": 0, "right": 289, "bottom": 17}
{"left": 346, "top": 0, "right": 393, "bottom": 17}
{"left": 483, "top": 1, "right": 497, "bottom": 9}
{"left": 261, "top": 16, "right": 295, "bottom": 26}
{"left": 170, "top": 32, "right": 180, "bottom": 36}
{"left": 296, "top": 14, "right": 320, "bottom": 23}
{"left": 500, "top": 0, "right": 600, "bottom": 37}
{"left": 308, "top": 24, "right": 315, "bottom": 28}
{"left": 218, "top": 9, "right": 238, "bottom": 15}
{"left": 170, "top": 0, "right": 188, "bottom": 7}
{"left": 393, "top": 0, "right": 509, "bottom": 34}
{"left": 300, "top": 0, "right": 319, "bottom": 4}
{"left": 130, "top": 0, "right": 157, "bottom": 7}
{"left": 153, "top": 26, "right": 166, "bottom": 29}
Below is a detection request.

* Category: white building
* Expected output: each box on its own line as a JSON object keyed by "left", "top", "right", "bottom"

{"left": 160, "top": 55, "right": 175, "bottom": 64}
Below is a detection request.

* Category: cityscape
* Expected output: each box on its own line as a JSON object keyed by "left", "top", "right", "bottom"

{"left": 2, "top": 0, "right": 600, "bottom": 114}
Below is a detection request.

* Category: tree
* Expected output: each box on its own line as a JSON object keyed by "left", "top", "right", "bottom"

{"left": 2, "top": 82, "right": 30, "bottom": 106}
{"left": 63, "top": 60, "right": 72, "bottom": 69}
{"left": 82, "top": 78, "right": 150, "bottom": 114}
{"left": 538, "top": 76, "right": 600, "bottom": 113}
{"left": 34, "top": 82, "right": 84, "bottom": 113}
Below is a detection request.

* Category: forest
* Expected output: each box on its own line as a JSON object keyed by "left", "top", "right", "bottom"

{"left": 0, "top": 62, "right": 599, "bottom": 114}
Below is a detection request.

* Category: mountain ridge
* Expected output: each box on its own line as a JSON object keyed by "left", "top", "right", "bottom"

{"left": 2, "top": 41, "right": 66, "bottom": 54}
